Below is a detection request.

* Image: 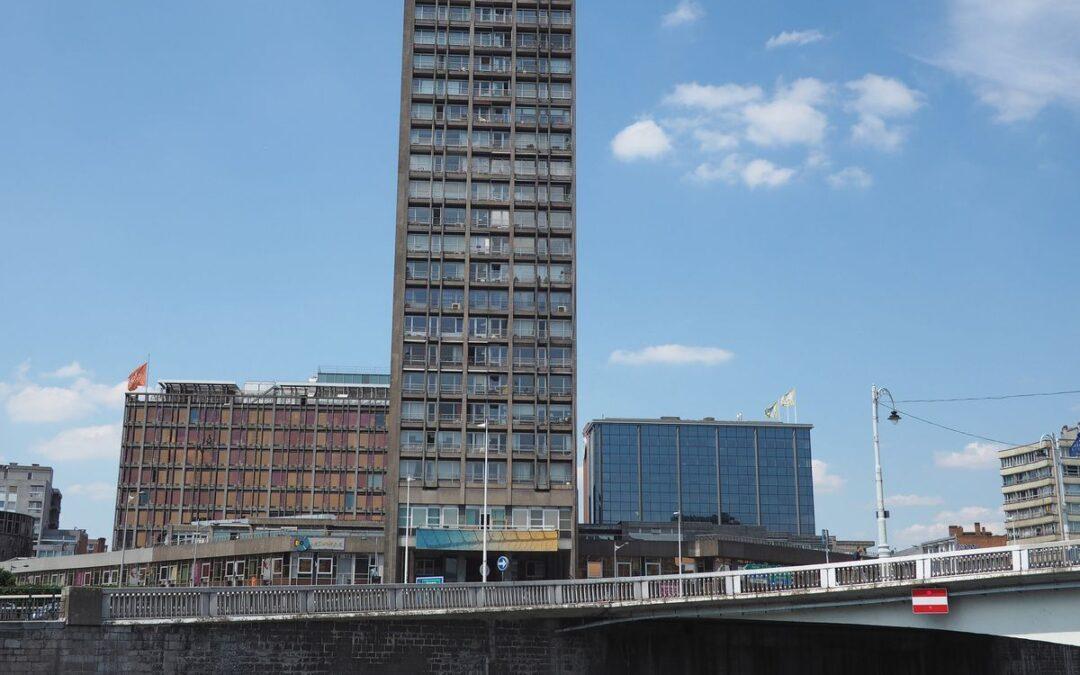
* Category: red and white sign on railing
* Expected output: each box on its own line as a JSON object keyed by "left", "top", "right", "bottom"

{"left": 911, "top": 588, "right": 949, "bottom": 614}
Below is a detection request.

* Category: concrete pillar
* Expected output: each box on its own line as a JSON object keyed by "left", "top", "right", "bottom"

{"left": 64, "top": 587, "right": 103, "bottom": 626}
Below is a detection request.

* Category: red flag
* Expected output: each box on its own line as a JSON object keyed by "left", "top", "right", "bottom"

{"left": 127, "top": 363, "right": 148, "bottom": 391}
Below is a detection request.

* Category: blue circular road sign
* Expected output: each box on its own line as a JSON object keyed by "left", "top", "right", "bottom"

{"left": 496, "top": 555, "right": 510, "bottom": 572}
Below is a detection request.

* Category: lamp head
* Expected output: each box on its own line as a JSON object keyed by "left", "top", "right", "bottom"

{"left": 888, "top": 410, "right": 901, "bottom": 425}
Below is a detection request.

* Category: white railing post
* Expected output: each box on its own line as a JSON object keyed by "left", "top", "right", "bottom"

{"left": 1012, "top": 549, "right": 1023, "bottom": 572}
{"left": 553, "top": 583, "right": 564, "bottom": 605}
{"left": 633, "top": 579, "right": 646, "bottom": 601}
{"left": 208, "top": 590, "right": 219, "bottom": 618}
{"left": 1019, "top": 548, "right": 1030, "bottom": 572}
{"left": 819, "top": 568, "right": 829, "bottom": 589}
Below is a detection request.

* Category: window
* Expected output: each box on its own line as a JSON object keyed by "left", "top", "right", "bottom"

{"left": 317, "top": 558, "right": 334, "bottom": 576}
{"left": 512, "top": 462, "right": 534, "bottom": 484}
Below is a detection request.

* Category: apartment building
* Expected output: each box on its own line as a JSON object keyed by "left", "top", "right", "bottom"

{"left": 999, "top": 424, "right": 1080, "bottom": 544}
{"left": 387, "top": 1, "right": 577, "bottom": 582}
{"left": 0, "top": 463, "right": 61, "bottom": 546}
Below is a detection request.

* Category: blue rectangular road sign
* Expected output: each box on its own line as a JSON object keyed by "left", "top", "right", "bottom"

{"left": 416, "top": 576, "right": 444, "bottom": 584}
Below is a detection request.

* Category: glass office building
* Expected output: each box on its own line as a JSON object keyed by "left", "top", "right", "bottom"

{"left": 387, "top": 1, "right": 577, "bottom": 582}
{"left": 583, "top": 419, "right": 815, "bottom": 536}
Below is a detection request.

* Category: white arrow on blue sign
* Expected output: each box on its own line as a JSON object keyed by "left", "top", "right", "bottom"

{"left": 497, "top": 555, "right": 510, "bottom": 572}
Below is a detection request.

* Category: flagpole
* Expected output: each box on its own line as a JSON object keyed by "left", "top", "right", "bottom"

{"left": 146, "top": 353, "right": 151, "bottom": 394}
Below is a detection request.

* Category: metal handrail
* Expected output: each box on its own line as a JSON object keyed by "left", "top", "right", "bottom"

{"left": 92, "top": 540, "right": 1080, "bottom": 624}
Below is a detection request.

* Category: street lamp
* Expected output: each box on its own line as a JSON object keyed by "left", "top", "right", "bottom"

{"left": 479, "top": 421, "right": 491, "bottom": 583}
{"left": 613, "top": 540, "right": 629, "bottom": 579}
{"left": 1041, "top": 433, "right": 1069, "bottom": 541}
{"left": 871, "top": 385, "right": 900, "bottom": 558}
{"left": 403, "top": 475, "right": 415, "bottom": 583}
{"left": 119, "top": 488, "right": 148, "bottom": 586}
{"left": 673, "top": 510, "right": 683, "bottom": 594}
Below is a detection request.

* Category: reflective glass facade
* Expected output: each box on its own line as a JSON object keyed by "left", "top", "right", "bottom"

{"left": 584, "top": 420, "right": 815, "bottom": 536}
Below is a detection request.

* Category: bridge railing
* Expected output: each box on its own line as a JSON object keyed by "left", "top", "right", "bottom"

{"left": 94, "top": 539, "right": 1080, "bottom": 623}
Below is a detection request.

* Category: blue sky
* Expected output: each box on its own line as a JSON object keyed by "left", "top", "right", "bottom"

{"left": 1, "top": 1, "right": 1078, "bottom": 547}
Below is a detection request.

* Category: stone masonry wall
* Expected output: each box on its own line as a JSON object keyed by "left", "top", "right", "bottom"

{"left": 2, "top": 618, "right": 1079, "bottom": 674}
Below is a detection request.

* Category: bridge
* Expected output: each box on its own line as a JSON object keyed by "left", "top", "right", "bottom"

{"left": 59, "top": 539, "right": 1080, "bottom": 645}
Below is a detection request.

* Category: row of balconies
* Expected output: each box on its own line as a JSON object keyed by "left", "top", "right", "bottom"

{"left": 407, "top": 107, "right": 571, "bottom": 129}
{"left": 400, "top": 443, "right": 573, "bottom": 457}
{"left": 400, "top": 383, "right": 572, "bottom": 397}
{"left": 401, "top": 356, "right": 573, "bottom": 370}
{"left": 406, "top": 221, "right": 573, "bottom": 233}
{"left": 399, "top": 414, "right": 572, "bottom": 427}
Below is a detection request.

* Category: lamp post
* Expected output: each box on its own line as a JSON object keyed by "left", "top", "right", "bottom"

{"left": 1041, "top": 433, "right": 1069, "bottom": 541}
{"left": 119, "top": 488, "right": 148, "bottom": 587}
{"left": 871, "top": 385, "right": 901, "bottom": 558}
{"left": 403, "top": 475, "right": 415, "bottom": 583}
{"left": 673, "top": 510, "right": 683, "bottom": 595}
{"left": 613, "top": 540, "right": 629, "bottom": 578}
{"left": 479, "top": 421, "right": 491, "bottom": 583}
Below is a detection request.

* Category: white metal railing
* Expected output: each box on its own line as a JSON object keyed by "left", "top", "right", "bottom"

{"left": 97, "top": 541, "right": 1080, "bottom": 623}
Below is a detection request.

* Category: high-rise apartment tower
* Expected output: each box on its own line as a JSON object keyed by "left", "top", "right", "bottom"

{"left": 388, "top": 1, "right": 577, "bottom": 582}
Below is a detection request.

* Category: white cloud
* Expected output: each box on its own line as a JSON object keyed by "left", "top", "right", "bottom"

{"left": 33, "top": 424, "right": 122, "bottom": 461}
{"left": 693, "top": 129, "right": 739, "bottom": 152}
{"left": 618, "top": 74, "right": 917, "bottom": 187}
{"left": 2, "top": 377, "right": 126, "bottom": 423}
{"left": 899, "top": 506, "right": 1004, "bottom": 545}
{"left": 845, "top": 74, "right": 923, "bottom": 151}
{"left": 609, "top": 344, "right": 735, "bottom": 367}
{"left": 63, "top": 482, "right": 117, "bottom": 502}
{"left": 611, "top": 120, "right": 673, "bottom": 161}
{"left": 664, "top": 82, "right": 764, "bottom": 111}
{"left": 812, "top": 460, "right": 845, "bottom": 495}
{"left": 848, "top": 74, "right": 923, "bottom": 118}
{"left": 937, "top": 0, "right": 1080, "bottom": 122}
{"left": 827, "top": 166, "right": 873, "bottom": 189}
{"left": 662, "top": 0, "right": 705, "bottom": 28}
{"left": 935, "top": 442, "right": 1001, "bottom": 470}
{"left": 850, "top": 115, "right": 906, "bottom": 151}
{"left": 743, "top": 159, "right": 797, "bottom": 188}
{"left": 691, "top": 155, "right": 796, "bottom": 188}
{"left": 766, "top": 29, "right": 826, "bottom": 50}
{"left": 890, "top": 494, "right": 945, "bottom": 507}
{"left": 744, "top": 78, "right": 830, "bottom": 147}
{"left": 46, "top": 362, "right": 87, "bottom": 379}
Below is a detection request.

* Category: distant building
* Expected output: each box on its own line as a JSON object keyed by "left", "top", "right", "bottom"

{"left": 0, "top": 511, "right": 35, "bottom": 562}
{"left": 999, "top": 424, "right": 1080, "bottom": 544}
{"left": 86, "top": 538, "right": 108, "bottom": 554}
{"left": 917, "top": 523, "right": 1007, "bottom": 554}
{"left": 114, "top": 370, "right": 389, "bottom": 550}
{"left": 0, "top": 463, "right": 61, "bottom": 547}
{"left": 578, "top": 522, "right": 855, "bottom": 579}
{"left": 4, "top": 516, "right": 383, "bottom": 588}
{"left": 584, "top": 419, "right": 815, "bottom": 536}
{"left": 36, "top": 528, "right": 89, "bottom": 558}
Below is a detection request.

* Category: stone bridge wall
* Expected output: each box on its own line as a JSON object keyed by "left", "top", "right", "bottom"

{"left": 1, "top": 618, "right": 1078, "bottom": 674}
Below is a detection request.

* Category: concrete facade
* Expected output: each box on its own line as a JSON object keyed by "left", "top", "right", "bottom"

{"left": 386, "top": 0, "right": 579, "bottom": 582}
{"left": 999, "top": 424, "right": 1080, "bottom": 544}
{"left": 114, "top": 374, "right": 389, "bottom": 549}
{"left": 0, "top": 463, "right": 60, "bottom": 547}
